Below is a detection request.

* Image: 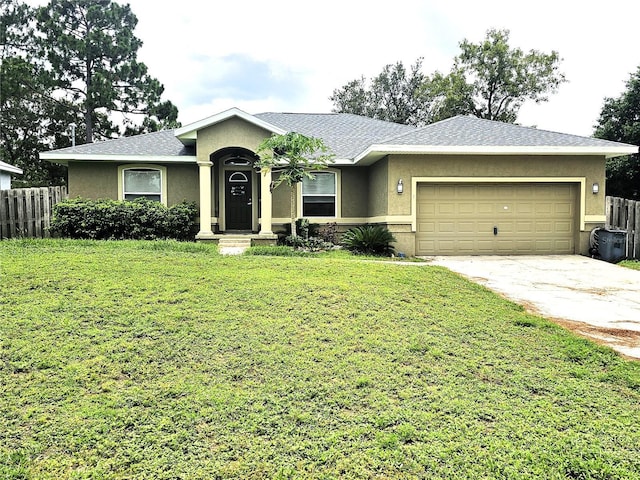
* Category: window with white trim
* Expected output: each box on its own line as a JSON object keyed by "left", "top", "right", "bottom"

{"left": 123, "top": 168, "right": 162, "bottom": 202}
{"left": 302, "top": 171, "right": 336, "bottom": 217}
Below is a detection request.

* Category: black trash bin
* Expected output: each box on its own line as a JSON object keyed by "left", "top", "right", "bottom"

{"left": 597, "top": 229, "right": 627, "bottom": 263}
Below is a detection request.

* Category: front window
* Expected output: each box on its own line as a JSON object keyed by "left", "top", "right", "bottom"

{"left": 302, "top": 171, "right": 336, "bottom": 216}
{"left": 123, "top": 168, "right": 162, "bottom": 202}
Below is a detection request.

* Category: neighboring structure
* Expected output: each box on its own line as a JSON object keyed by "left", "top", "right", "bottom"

{"left": 0, "top": 161, "right": 23, "bottom": 190}
{"left": 40, "top": 108, "right": 638, "bottom": 256}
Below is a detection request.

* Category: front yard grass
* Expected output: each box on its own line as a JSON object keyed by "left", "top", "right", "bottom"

{"left": 620, "top": 259, "right": 640, "bottom": 271}
{"left": 1, "top": 239, "right": 639, "bottom": 479}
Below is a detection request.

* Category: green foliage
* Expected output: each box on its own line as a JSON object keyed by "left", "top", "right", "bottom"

{"left": 0, "top": 0, "right": 180, "bottom": 186}
{"left": 330, "top": 59, "right": 436, "bottom": 125}
{"left": 443, "top": 28, "right": 566, "bottom": 122}
{"left": 318, "top": 221, "right": 338, "bottom": 244}
{"left": 50, "top": 198, "right": 197, "bottom": 240}
{"left": 256, "top": 132, "right": 334, "bottom": 237}
{"left": 35, "top": 0, "right": 180, "bottom": 143}
{"left": 594, "top": 66, "right": 640, "bottom": 199}
{"left": 341, "top": 225, "right": 396, "bottom": 256}
{"left": 330, "top": 29, "right": 566, "bottom": 125}
{"left": 0, "top": 0, "right": 69, "bottom": 186}
{"left": 1, "top": 240, "right": 640, "bottom": 478}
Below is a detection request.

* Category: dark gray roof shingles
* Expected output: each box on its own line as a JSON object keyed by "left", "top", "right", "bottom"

{"left": 255, "top": 112, "right": 415, "bottom": 158}
{"left": 45, "top": 129, "right": 194, "bottom": 156}
{"left": 383, "top": 115, "right": 635, "bottom": 148}
{"left": 43, "top": 113, "right": 636, "bottom": 160}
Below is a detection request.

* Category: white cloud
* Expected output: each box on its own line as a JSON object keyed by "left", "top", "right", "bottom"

{"left": 23, "top": 0, "right": 640, "bottom": 137}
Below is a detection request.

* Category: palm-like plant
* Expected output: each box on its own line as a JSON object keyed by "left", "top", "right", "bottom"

{"left": 341, "top": 225, "right": 396, "bottom": 256}
{"left": 255, "top": 132, "right": 334, "bottom": 237}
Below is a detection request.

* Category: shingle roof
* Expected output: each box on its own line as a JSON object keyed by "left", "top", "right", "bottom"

{"left": 384, "top": 115, "right": 634, "bottom": 148}
{"left": 255, "top": 112, "right": 415, "bottom": 159}
{"left": 43, "top": 129, "right": 194, "bottom": 157}
{"left": 40, "top": 111, "right": 637, "bottom": 162}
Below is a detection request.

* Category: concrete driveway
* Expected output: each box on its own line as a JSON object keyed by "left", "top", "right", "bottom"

{"left": 428, "top": 255, "right": 640, "bottom": 360}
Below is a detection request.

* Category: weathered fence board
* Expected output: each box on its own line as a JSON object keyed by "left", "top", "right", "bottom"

{"left": 605, "top": 196, "right": 639, "bottom": 259}
{"left": 0, "top": 186, "right": 68, "bottom": 239}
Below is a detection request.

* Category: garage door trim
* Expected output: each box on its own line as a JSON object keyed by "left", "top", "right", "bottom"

{"left": 410, "top": 176, "right": 586, "bottom": 232}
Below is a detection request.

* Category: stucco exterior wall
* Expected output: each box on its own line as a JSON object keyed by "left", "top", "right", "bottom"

{"left": 68, "top": 161, "right": 199, "bottom": 206}
{"left": 368, "top": 157, "right": 388, "bottom": 217}
{"left": 271, "top": 172, "right": 293, "bottom": 219}
{"left": 166, "top": 164, "right": 199, "bottom": 205}
{"left": 384, "top": 154, "right": 607, "bottom": 256}
{"left": 341, "top": 167, "right": 368, "bottom": 217}
{"left": 68, "top": 162, "right": 118, "bottom": 199}
{"left": 387, "top": 154, "right": 606, "bottom": 217}
{"left": 197, "top": 117, "right": 271, "bottom": 164}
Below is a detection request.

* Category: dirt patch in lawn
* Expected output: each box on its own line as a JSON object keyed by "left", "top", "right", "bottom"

{"left": 518, "top": 300, "right": 640, "bottom": 360}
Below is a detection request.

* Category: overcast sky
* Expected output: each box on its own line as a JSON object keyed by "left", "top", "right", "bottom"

{"left": 29, "top": 0, "right": 640, "bottom": 137}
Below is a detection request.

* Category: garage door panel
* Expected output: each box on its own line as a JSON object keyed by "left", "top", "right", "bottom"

{"left": 554, "top": 221, "right": 572, "bottom": 233}
{"left": 458, "top": 203, "right": 476, "bottom": 214}
{"left": 416, "top": 183, "right": 577, "bottom": 255}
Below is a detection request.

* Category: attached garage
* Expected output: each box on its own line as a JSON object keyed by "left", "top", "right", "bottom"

{"left": 416, "top": 182, "right": 579, "bottom": 255}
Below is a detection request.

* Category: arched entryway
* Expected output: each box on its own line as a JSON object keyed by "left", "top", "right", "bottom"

{"left": 211, "top": 147, "right": 260, "bottom": 232}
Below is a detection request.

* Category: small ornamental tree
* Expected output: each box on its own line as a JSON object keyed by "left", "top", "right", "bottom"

{"left": 256, "top": 132, "right": 334, "bottom": 238}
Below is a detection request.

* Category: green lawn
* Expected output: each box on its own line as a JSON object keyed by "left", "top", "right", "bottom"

{"left": 620, "top": 259, "right": 640, "bottom": 271}
{"left": 1, "top": 239, "right": 639, "bottom": 479}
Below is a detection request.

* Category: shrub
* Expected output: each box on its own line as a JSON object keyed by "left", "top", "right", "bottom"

{"left": 281, "top": 218, "right": 320, "bottom": 239}
{"left": 284, "top": 235, "right": 333, "bottom": 252}
{"left": 51, "top": 198, "right": 198, "bottom": 241}
{"left": 341, "top": 225, "right": 396, "bottom": 256}
{"left": 319, "top": 221, "right": 338, "bottom": 244}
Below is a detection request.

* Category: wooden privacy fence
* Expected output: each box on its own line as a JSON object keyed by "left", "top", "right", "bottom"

{"left": 0, "top": 186, "right": 68, "bottom": 239}
{"left": 605, "top": 196, "right": 640, "bottom": 260}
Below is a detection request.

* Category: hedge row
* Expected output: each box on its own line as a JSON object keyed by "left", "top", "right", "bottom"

{"left": 51, "top": 198, "right": 198, "bottom": 241}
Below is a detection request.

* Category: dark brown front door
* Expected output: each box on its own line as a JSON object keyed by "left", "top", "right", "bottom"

{"left": 225, "top": 170, "right": 252, "bottom": 230}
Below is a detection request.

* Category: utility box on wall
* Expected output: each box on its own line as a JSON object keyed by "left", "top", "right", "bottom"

{"left": 598, "top": 229, "right": 627, "bottom": 263}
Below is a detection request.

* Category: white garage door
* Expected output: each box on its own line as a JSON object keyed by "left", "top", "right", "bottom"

{"left": 416, "top": 183, "right": 578, "bottom": 255}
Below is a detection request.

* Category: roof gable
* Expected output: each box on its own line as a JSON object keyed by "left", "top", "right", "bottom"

{"left": 175, "top": 107, "right": 286, "bottom": 144}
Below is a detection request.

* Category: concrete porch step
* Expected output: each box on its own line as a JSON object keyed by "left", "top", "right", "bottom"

{"left": 218, "top": 236, "right": 252, "bottom": 255}
{"left": 218, "top": 237, "right": 252, "bottom": 247}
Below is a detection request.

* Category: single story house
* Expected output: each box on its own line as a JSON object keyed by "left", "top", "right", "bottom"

{"left": 0, "top": 160, "right": 23, "bottom": 190}
{"left": 41, "top": 108, "right": 638, "bottom": 256}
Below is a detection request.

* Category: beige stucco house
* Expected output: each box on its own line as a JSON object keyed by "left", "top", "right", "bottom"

{"left": 41, "top": 107, "right": 638, "bottom": 256}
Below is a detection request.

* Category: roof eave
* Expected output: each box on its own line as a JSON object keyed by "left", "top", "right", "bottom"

{"left": 0, "top": 165, "right": 24, "bottom": 174}
{"left": 354, "top": 145, "right": 639, "bottom": 164}
{"left": 40, "top": 153, "right": 197, "bottom": 165}
{"left": 174, "top": 107, "right": 287, "bottom": 143}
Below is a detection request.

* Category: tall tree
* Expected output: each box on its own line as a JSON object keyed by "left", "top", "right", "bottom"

{"left": 35, "top": 0, "right": 180, "bottom": 143}
{"left": 594, "top": 66, "right": 640, "bottom": 199}
{"left": 330, "top": 29, "right": 566, "bottom": 126}
{"left": 255, "top": 132, "right": 334, "bottom": 238}
{"left": 331, "top": 59, "right": 437, "bottom": 126}
{"left": 438, "top": 29, "right": 566, "bottom": 122}
{"left": 0, "top": 0, "right": 69, "bottom": 186}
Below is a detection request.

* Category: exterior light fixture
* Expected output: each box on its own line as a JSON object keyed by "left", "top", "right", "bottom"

{"left": 592, "top": 183, "right": 599, "bottom": 194}
{"left": 397, "top": 179, "right": 404, "bottom": 194}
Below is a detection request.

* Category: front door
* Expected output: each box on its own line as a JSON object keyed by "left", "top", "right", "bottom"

{"left": 225, "top": 170, "right": 252, "bottom": 230}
